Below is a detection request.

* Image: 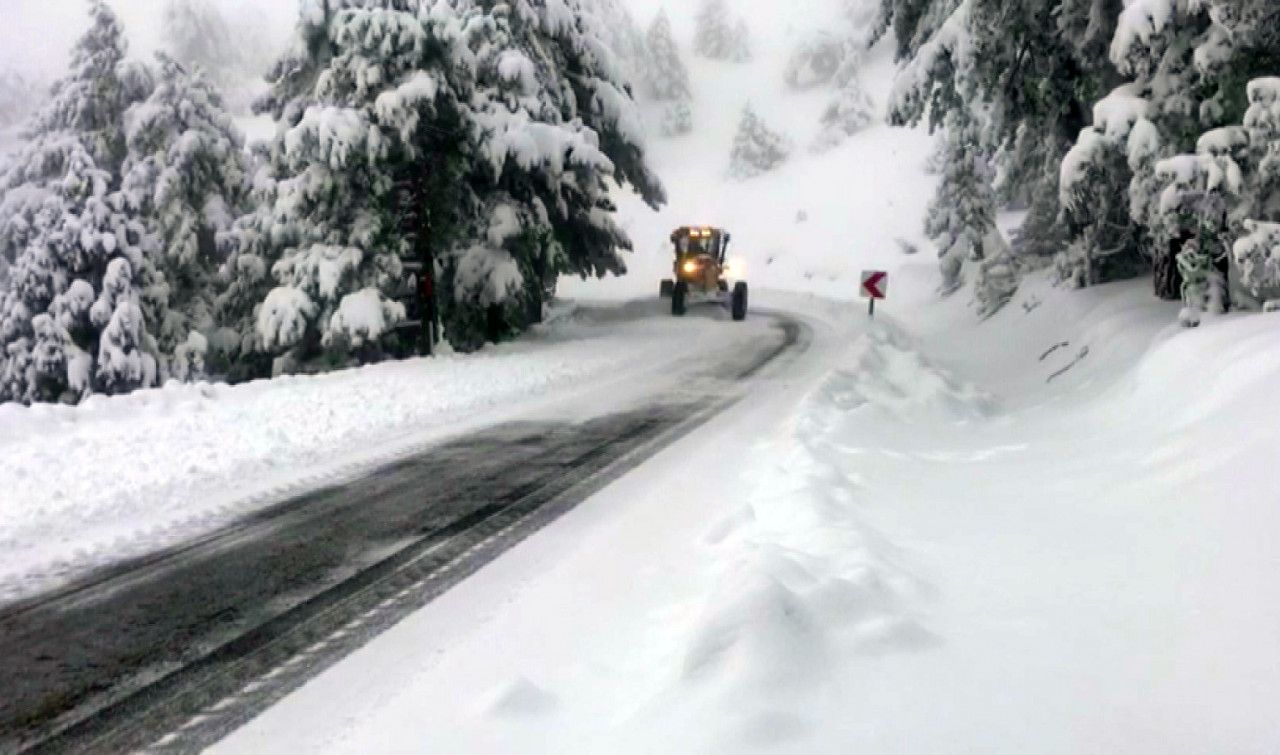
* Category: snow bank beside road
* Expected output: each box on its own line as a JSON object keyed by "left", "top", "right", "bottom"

{"left": 0, "top": 306, "right": 744, "bottom": 604}
{"left": 628, "top": 329, "right": 957, "bottom": 753}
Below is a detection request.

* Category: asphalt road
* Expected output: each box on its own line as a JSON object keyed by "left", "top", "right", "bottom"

{"left": 0, "top": 313, "right": 804, "bottom": 754}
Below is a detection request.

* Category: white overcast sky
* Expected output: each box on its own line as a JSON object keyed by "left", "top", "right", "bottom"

{"left": 0, "top": 0, "right": 298, "bottom": 79}
{"left": 0, "top": 0, "right": 838, "bottom": 81}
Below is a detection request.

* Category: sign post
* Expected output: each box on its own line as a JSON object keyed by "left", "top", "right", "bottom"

{"left": 860, "top": 270, "right": 888, "bottom": 318}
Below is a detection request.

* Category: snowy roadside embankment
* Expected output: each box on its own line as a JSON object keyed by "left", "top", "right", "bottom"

{"left": 0, "top": 306, "right": 747, "bottom": 604}
{"left": 621, "top": 322, "right": 982, "bottom": 753}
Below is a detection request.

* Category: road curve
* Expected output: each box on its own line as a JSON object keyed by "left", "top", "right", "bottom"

{"left": 0, "top": 312, "right": 807, "bottom": 754}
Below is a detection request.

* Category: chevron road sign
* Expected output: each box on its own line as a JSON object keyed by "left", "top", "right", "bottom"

{"left": 861, "top": 270, "right": 887, "bottom": 318}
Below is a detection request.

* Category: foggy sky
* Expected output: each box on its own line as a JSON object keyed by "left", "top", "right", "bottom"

{"left": 0, "top": 0, "right": 835, "bottom": 84}
{"left": 0, "top": 0, "right": 297, "bottom": 80}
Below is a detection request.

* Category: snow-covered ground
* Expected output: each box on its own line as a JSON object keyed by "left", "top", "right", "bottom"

{"left": 215, "top": 275, "right": 1280, "bottom": 754}
{"left": 0, "top": 305, "right": 779, "bottom": 603}
{"left": 209, "top": 7, "right": 1280, "bottom": 751}
{"left": 5, "top": 1, "right": 1280, "bottom": 751}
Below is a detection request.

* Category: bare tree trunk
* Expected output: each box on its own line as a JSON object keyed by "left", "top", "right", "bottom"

{"left": 1153, "top": 233, "right": 1186, "bottom": 301}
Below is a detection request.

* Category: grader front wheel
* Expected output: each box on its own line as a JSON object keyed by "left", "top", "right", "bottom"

{"left": 731, "top": 281, "right": 748, "bottom": 321}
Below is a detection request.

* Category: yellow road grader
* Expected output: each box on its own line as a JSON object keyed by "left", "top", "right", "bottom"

{"left": 660, "top": 226, "right": 748, "bottom": 320}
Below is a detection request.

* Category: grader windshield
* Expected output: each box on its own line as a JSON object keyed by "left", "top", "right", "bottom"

{"left": 673, "top": 227, "right": 726, "bottom": 262}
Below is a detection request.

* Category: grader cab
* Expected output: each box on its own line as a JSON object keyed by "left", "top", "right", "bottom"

{"left": 660, "top": 226, "right": 748, "bottom": 320}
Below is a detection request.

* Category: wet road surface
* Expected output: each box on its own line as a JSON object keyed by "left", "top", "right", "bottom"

{"left": 0, "top": 315, "right": 804, "bottom": 753}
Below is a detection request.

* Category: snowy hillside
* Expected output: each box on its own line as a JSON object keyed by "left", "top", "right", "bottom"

{"left": 564, "top": 0, "right": 937, "bottom": 304}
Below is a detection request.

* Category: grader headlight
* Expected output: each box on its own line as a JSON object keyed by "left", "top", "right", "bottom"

{"left": 682, "top": 259, "right": 699, "bottom": 274}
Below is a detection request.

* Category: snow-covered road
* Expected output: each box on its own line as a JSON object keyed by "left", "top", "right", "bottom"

{"left": 212, "top": 280, "right": 1280, "bottom": 755}
{"left": 0, "top": 301, "right": 786, "bottom": 605}
{"left": 4, "top": 279, "right": 1279, "bottom": 754}
{"left": 0, "top": 301, "right": 811, "bottom": 751}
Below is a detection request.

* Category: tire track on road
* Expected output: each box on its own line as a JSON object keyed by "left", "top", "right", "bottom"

{"left": 0, "top": 315, "right": 808, "bottom": 754}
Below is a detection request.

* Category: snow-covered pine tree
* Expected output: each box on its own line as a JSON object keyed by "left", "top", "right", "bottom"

{"left": 213, "top": 150, "right": 276, "bottom": 382}
{"left": 1057, "top": 88, "right": 1147, "bottom": 287}
{"left": 812, "top": 52, "right": 874, "bottom": 152}
{"left": 161, "top": 0, "right": 277, "bottom": 114}
{"left": 1233, "top": 221, "right": 1280, "bottom": 302}
{"left": 925, "top": 109, "right": 997, "bottom": 295}
{"left": 1009, "top": 153, "right": 1066, "bottom": 259}
{"left": 1241, "top": 78, "right": 1280, "bottom": 225}
{"left": 646, "top": 10, "right": 690, "bottom": 102}
{"left": 247, "top": 0, "right": 665, "bottom": 362}
{"left": 1225, "top": 77, "right": 1280, "bottom": 302}
{"left": 121, "top": 53, "right": 247, "bottom": 382}
{"left": 439, "top": 0, "right": 665, "bottom": 349}
{"left": 243, "top": 2, "right": 436, "bottom": 369}
{"left": 161, "top": 0, "right": 238, "bottom": 88}
{"left": 872, "top": 0, "right": 964, "bottom": 64}
{"left": 645, "top": 9, "right": 694, "bottom": 137}
{"left": 973, "top": 228, "right": 1019, "bottom": 316}
{"left": 803, "top": 0, "right": 877, "bottom": 152}
{"left": 887, "top": 0, "right": 1123, "bottom": 292}
{"left": 1076, "top": 0, "right": 1280, "bottom": 296}
{"left": 965, "top": 0, "right": 1118, "bottom": 274}
{"left": 886, "top": 3, "right": 988, "bottom": 296}
{"left": 888, "top": 1, "right": 974, "bottom": 136}
{"left": 729, "top": 103, "right": 791, "bottom": 180}
{"left": 785, "top": 32, "right": 845, "bottom": 91}
{"left": 694, "top": 0, "right": 736, "bottom": 61}
{"left": 590, "top": 0, "right": 649, "bottom": 93}
{"left": 92, "top": 255, "right": 154, "bottom": 392}
{"left": 0, "top": 70, "right": 43, "bottom": 130}
{"left": 1154, "top": 144, "right": 1244, "bottom": 325}
{"left": 1109, "top": 2, "right": 1208, "bottom": 216}
{"left": 657, "top": 101, "right": 694, "bottom": 139}
{"left": 0, "top": 1, "right": 157, "bottom": 404}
